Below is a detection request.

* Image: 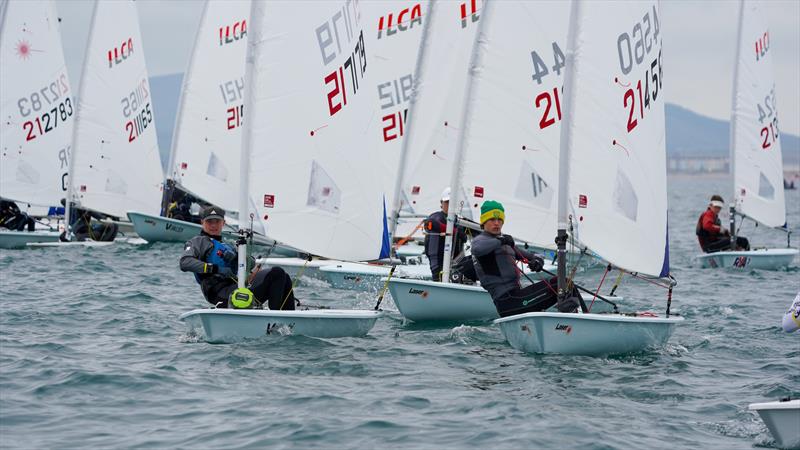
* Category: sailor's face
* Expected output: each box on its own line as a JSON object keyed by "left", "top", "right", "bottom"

{"left": 711, "top": 205, "right": 722, "bottom": 215}
{"left": 202, "top": 218, "right": 224, "bottom": 235}
{"left": 484, "top": 218, "right": 503, "bottom": 235}
{"left": 441, "top": 200, "right": 449, "bottom": 215}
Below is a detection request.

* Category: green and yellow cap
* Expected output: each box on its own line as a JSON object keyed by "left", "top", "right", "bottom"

{"left": 480, "top": 200, "right": 505, "bottom": 225}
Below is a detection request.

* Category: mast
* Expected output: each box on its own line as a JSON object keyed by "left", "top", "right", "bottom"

{"left": 729, "top": 0, "right": 745, "bottom": 250}
{"left": 237, "top": 0, "right": 261, "bottom": 287}
{"left": 387, "top": 0, "right": 437, "bottom": 248}
{"left": 441, "top": 0, "right": 492, "bottom": 282}
{"left": 556, "top": 0, "right": 582, "bottom": 300}
{"left": 161, "top": 0, "right": 210, "bottom": 217}
{"left": 63, "top": 0, "right": 100, "bottom": 240}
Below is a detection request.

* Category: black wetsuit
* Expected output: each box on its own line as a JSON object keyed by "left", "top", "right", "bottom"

{"left": 180, "top": 231, "right": 297, "bottom": 310}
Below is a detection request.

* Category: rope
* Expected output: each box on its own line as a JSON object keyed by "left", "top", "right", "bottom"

{"left": 374, "top": 266, "right": 396, "bottom": 310}
{"left": 279, "top": 258, "right": 309, "bottom": 310}
{"left": 608, "top": 269, "right": 625, "bottom": 296}
{"left": 589, "top": 264, "right": 612, "bottom": 311}
{"left": 394, "top": 220, "right": 424, "bottom": 248}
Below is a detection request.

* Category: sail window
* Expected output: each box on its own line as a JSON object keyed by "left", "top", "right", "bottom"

{"left": 206, "top": 152, "right": 229, "bottom": 182}
{"left": 613, "top": 169, "right": 638, "bottom": 222}
{"left": 757, "top": 172, "right": 775, "bottom": 199}
{"left": 307, "top": 160, "right": 341, "bottom": 214}
{"left": 515, "top": 161, "right": 553, "bottom": 209}
{"left": 15, "top": 161, "right": 40, "bottom": 184}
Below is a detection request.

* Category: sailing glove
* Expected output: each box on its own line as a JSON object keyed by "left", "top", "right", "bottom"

{"left": 528, "top": 256, "right": 545, "bottom": 272}
{"left": 498, "top": 234, "right": 515, "bottom": 247}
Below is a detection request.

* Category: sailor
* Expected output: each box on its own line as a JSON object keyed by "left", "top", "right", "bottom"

{"left": 695, "top": 194, "right": 749, "bottom": 253}
{"left": 782, "top": 292, "right": 800, "bottom": 333}
{"left": 59, "top": 199, "right": 118, "bottom": 242}
{"left": 180, "top": 206, "right": 298, "bottom": 310}
{"left": 423, "top": 187, "right": 468, "bottom": 281}
{"left": 0, "top": 199, "right": 35, "bottom": 232}
{"left": 471, "top": 200, "right": 579, "bottom": 317}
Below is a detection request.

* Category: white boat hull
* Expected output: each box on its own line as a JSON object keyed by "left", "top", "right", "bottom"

{"left": 320, "top": 262, "right": 431, "bottom": 290}
{"left": 388, "top": 278, "right": 618, "bottom": 322}
{"left": 749, "top": 399, "right": 800, "bottom": 449}
{"left": 0, "top": 231, "right": 60, "bottom": 249}
{"left": 127, "top": 211, "right": 291, "bottom": 251}
{"left": 255, "top": 257, "right": 335, "bottom": 281}
{"left": 494, "top": 312, "right": 683, "bottom": 356}
{"left": 695, "top": 248, "right": 798, "bottom": 270}
{"left": 180, "top": 309, "right": 382, "bottom": 343}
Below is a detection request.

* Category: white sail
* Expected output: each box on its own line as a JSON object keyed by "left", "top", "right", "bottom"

{"left": 68, "top": 0, "right": 162, "bottom": 218}
{"left": 245, "top": 0, "right": 390, "bottom": 261}
{"left": 0, "top": 0, "right": 74, "bottom": 208}
{"left": 731, "top": 0, "right": 786, "bottom": 229}
{"left": 560, "top": 0, "right": 669, "bottom": 277}
{"left": 457, "top": 0, "right": 568, "bottom": 248}
{"left": 360, "top": 1, "right": 427, "bottom": 227}
{"left": 166, "top": 0, "right": 249, "bottom": 213}
{"left": 395, "top": 0, "right": 482, "bottom": 218}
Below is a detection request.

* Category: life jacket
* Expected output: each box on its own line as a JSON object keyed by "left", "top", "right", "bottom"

{"left": 695, "top": 208, "right": 719, "bottom": 249}
{"left": 194, "top": 237, "right": 237, "bottom": 284}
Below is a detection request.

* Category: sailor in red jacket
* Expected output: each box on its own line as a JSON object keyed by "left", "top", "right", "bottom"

{"left": 695, "top": 194, "right": 749, "bottom": 253}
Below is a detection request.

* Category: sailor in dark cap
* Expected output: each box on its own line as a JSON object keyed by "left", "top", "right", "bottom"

{"left": 179, "top": 206, "right": 299, "bottom": 309}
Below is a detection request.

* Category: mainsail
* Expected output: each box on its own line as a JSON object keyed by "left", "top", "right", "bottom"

{"left": 67, "top": 0, "right": 162, "bottom": 219}
{"left": 0, "top": 0, "right": 75, "bottom": 208}
{"left": 393, "top": 0, "right": 482, "bottom": 220}
{"left": 166, "top": 0, "right": 250, "bottom": 213}
{"left": 456, "top": 0, "right": 569, "bottom": 249}
{"left": 731, "top": 0, "right": 786, "bottom": 229}
{"left": 244, "top": 0, "right": 390, "bottom": 261}
{"left": 559, "top": 0, "right": 669, "bottom": 277}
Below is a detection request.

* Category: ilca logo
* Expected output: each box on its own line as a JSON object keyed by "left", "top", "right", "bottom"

{"left": 554, "top": 323, "right": 572, "bottom": 334}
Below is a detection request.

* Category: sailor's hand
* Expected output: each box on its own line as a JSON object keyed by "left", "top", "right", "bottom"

{"left": 528, "top": 256, "right": 545, "bottom": 272}
{"left": 498, "top": 234, "right": 515, "bottom": 247}
{"left": 719, "top": 226, "right": 729, "bottom": 235}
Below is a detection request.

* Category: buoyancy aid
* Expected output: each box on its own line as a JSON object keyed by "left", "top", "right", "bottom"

{"left": 194, "top": 238, "right": 237, "bottom": 283}
{"left": 695, "top": 208, "right": 720, "bottom": 249}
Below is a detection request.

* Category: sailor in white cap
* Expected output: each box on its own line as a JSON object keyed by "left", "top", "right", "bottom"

{"left": 423, "top": 187, "right": 468, "bottom": 281}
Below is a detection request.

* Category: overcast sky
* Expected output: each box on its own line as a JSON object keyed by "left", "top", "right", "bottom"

{"left": 55, "top": 0, "right": 800, "bottom": 135}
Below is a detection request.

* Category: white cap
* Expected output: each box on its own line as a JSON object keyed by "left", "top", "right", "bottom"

{"left": 710, "top": 200, "right": 724, "bottom": 208}
{"left": 441, "top": 187, "right": 451, "bottom": 202}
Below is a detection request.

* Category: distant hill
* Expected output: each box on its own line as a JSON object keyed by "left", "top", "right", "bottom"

{"left": 149, "top": 74, "right": 800, "bottom": 170}
{"left": 665, "top": 104, "right": 800, "bottom": 165}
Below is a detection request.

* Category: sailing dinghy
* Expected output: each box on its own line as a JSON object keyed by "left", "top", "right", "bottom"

{"left": 181, "top": 1, "right": 387, "bottom": 341}
{"left": 388, "top": 0, "right": 607, "bottom": 321}
{"left": 694, "top": 0, "right": 797, "bottom": 270}
{"left": 494, "top": 0, "right": 682, "bottom": 356}
{"left": 749, "top": 398, "right": 800, "bottom": 449}
{"left": 61, "top": 0, "right": 162, "bottom": 245}
{"left": 0, "top": 0, "right": 74, "bottom": 248}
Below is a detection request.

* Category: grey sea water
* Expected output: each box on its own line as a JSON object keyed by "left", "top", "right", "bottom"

{"left": 1, "top": 175, "right": 798, "bottom": 449}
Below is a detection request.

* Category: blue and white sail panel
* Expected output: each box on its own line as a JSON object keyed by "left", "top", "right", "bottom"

{"left": 563, "top": 1, "right": 669, "bottom": 277}
{"left": 246, "top": 1, "right": 389, "bottom": 262}
{"left": 731, "top": 0, "right": 786, "bottom": 229}
{"left": 0, "top": 0, "right": 74, "bottom": 208}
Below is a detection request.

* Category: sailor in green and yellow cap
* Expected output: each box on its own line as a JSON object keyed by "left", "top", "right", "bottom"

{"left": 471, "top": 200, "right": 577, "bottom": 316}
